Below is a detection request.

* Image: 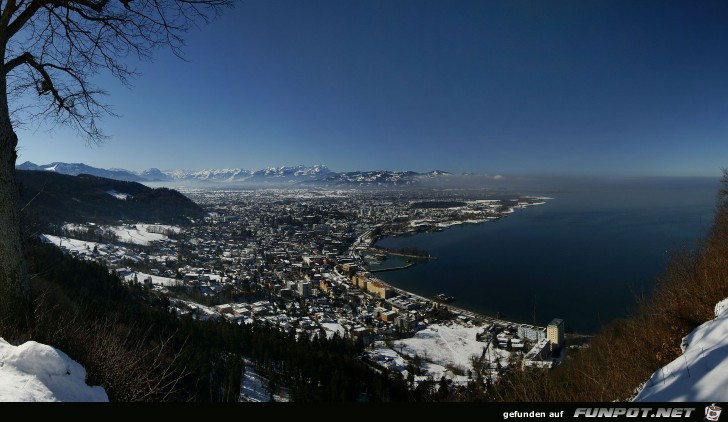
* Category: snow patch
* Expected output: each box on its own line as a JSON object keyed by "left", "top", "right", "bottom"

{"left": 106, "top": 190, "right": 133, "bottom": 200}
{"left": 320, "top": 322, "right": 345, "bottom": 339}
{"left": 0, "top": 338, "right": 108, "bottom": 402}
{"left": 715, "top": 297, "right": 728, "bottom": 319}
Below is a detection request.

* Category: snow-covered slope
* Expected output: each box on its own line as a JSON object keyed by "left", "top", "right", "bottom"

{"left": 0, "top": 339, "right": 108, "bottom": 402}
{"left": 633, "top": 297, "right": 728, "bottom": 402}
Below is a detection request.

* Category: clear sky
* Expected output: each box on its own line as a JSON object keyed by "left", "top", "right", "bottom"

{"left": 13, "top": 0, "right": 728, "bottom": 176}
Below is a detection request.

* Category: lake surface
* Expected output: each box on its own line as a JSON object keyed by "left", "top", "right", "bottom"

{"left": 373, "top": 177, "right": 720, "bottom": 333}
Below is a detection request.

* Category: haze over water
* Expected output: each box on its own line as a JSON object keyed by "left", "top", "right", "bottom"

{"left": 374, "top": 177, "right": 720, "bottom": 333}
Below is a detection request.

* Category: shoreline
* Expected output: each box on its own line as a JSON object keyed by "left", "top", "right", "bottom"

{"left": 366, "top": 197, "right": 552, "bottom": 247}
{"left": 351, "top": 200, "right": 552, "bottom": 331}
{"left": 368, "top": 271, "right": 539, "bottom": 330}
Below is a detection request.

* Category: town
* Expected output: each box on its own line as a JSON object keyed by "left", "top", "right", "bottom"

{"left": 40, "top": 187, "right": 567, "bottom": 400}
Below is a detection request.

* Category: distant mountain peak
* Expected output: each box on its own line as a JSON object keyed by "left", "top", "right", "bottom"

{"left": 16, "top": 161, "right": 452, "bottom": 187}
{"left": 252, "top": 164, "right": 332, "bottom": 179}
{"left": 139, "top": 168, "right": 170, "bottom": 182}
{"left": 427, "top": 170, "right": 452, "bottom": 176}
{"left": 17, "top": 161, "right": 39, "bottom": 169}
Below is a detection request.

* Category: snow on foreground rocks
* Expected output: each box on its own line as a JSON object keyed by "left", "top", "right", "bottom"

{"left": 0, "top": 338, "right": 108, "bottom": 402}
{"left": 633, "top": 297, "right": 728, "bottom": 402}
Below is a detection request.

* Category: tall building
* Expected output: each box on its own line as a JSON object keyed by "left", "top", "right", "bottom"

{"left": 297, "top": 281, "right": 312, "bottom": 298}
{"left": 547, "top": 318, "right": 565, "bottom": 355}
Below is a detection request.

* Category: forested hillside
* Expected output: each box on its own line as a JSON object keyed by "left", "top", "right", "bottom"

{"left": 17, "top": 170, "right": 205, "bottom": 227}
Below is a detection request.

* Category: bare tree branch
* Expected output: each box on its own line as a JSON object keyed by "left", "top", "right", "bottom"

{"left": 4, "top": 50, "right": 31, "bottom": 73}
{"left": 2, "top": 0, "right": 232, "bottom": 143}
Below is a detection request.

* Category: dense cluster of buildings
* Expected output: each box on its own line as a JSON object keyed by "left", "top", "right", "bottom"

{"left": 43, "top": 188, "right": 566, "bottom": 376}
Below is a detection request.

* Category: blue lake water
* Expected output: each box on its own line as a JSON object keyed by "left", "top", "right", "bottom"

{"left": 373, "top": 177, "right": 720, "bottom": 333}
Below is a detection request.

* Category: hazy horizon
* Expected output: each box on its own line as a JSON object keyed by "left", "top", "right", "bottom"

{"left": 16, "top": 159, "right": 724, "bottom": 194}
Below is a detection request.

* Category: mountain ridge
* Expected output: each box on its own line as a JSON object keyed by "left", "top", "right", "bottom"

{"left": 17, "top": 161, "right": 147, "bottom": 182}
{"left": 17, "top": 161, "right": 454, "bottom": 186}
{"left": 17, "top": 170, "right": 205, "bottom": 226}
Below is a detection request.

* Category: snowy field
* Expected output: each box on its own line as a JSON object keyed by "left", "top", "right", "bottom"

{"left": 0, "top": 339, "right": 108, "bottom": 402}
{"left": 633, "top": 297, "right": 728, "bottom": 402}
{"left": 41, "top": 234, "right": 176, "bottom": 266}
{"left": 123, "top": 271, "right": 181, "bottom": 287}
{"left": 57, "top": 223, "right": 181, "bottom": 246}
{"left": 391, "top": 323, "right": 509, "bottom": 372}
{"left": 40, "top": 234, "right": 102, "bottom": 256}
{"left": 365, "top": 322, "right": 510, "bottom": 385}
{"left": 107, "top": 224, "right": 179, "bottom": 245}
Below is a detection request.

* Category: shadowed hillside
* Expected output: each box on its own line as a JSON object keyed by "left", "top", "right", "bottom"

{"left": 17, "top": 170, "right": 205, "bottom": 227}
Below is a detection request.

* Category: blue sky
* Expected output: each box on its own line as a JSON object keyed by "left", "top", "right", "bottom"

{"left": 14, "top": 0, "right": 728, "bottom": 176}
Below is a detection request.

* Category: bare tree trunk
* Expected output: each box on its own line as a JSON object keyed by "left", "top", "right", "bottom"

{"left": 0, "top": 69, "right": 33, "bottom": 341}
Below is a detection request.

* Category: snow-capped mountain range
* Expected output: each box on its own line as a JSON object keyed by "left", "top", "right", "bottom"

{"left": 253, "top": 164, "right": 331, "bottom": 178}
{"left": 16, "top": 161, "right": 452, "bottom": 186}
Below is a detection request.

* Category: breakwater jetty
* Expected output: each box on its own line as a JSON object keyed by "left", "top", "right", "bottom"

{"left": 369, "top": 262, "right": 416, "bottom": 273}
